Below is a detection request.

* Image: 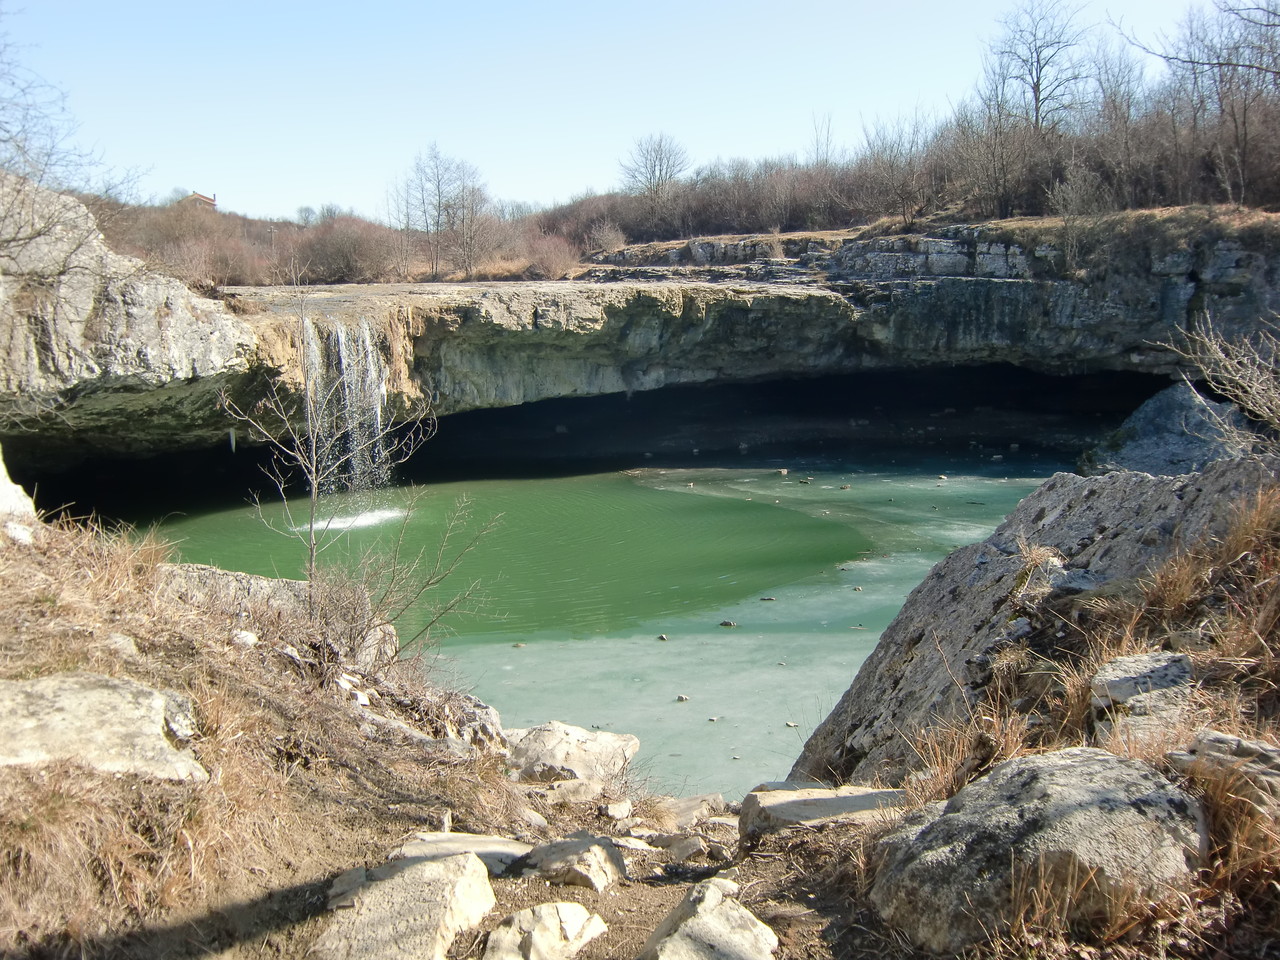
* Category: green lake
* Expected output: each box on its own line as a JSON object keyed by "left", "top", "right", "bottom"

{"left": 158, "top": 447, "right": 1063, "bottom": 799}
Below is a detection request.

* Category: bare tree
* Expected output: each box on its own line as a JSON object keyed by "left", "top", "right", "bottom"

{"left": 444, "top": 166, "right": 498, "bottom": 279}
{"left": 1175, "top": 314, "right": 1280, "bottom": 457}
{"left": 994, "top": 0, "right": 1091, "bottom": 133}
{"left": 405, "top": 144, "right": 460, "bottom": 278}
{"left": 620, "top": 133, "right": 689, "bottom": 235}
{"left": 857, "top": 112, "right": 936, "bottom": 228}
{"left": 620, "top": 132, "right": 689, "bottom": 198}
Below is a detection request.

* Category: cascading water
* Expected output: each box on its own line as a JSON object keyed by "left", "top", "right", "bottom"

{"left": 302, "top": 317, "right": 391, "bottom": 493}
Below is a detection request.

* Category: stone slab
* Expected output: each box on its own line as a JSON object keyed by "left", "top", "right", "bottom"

{"left": 739, "top": 784, "right": 905, "bottom": 837}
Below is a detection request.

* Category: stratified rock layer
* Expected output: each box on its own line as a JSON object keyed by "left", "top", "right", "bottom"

{"left": 4, "top": 173, "right": 1280, "bottom": 473}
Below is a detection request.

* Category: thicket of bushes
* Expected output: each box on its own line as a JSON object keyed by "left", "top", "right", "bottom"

{"left": 92, "top": 1, "right": 1280, "bottom": 289}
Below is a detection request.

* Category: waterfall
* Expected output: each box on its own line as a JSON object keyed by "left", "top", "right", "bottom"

{"left": 301, "top": 317, "right": 391, "bottom": 493}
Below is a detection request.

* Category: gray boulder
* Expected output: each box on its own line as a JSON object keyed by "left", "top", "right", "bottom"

{"left": 869, "top": 748, "right": 1206, "bottom": 954}
{"left": 1085, "top": 381, "right": 1247, "bottom": 476}
{"left": 638, "top": 878, "right": 778, "bottom": 960}
{"left": 482, "top": 902, "right": 606, "bottom": 960}
{"left": 523, "top": 834, "right": 627, "bottom": 892}
{"left": 315, "top": 852, "right": 495, "bottom": 960}
{"left": 508, "top": 720, "right": 639, "bottom": 783}
{"left": 0, "top": 672, "right": 207, "bottom": 782}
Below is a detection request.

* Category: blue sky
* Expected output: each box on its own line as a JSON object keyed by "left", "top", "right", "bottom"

{"left": 10, "top": 1, "right": 1193, "bottom": 221}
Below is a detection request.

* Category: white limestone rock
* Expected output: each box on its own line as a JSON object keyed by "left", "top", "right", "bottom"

{"left": 314, "top": 852, "right": 495, "bottom": 960}
{"left": 1091, "top": 651, "right": 1193, "bottom": 748}
{"left": 869, "top": 748, "right": 1206, "bottom": 954}
{"left": 0, "top": 442, "right": 33, "bottom": 518}
{"left": 651, "top": 792, "right": 725, "bottom": 830}
{"left": 508, "top": 720, "right": 639, "bottom": 783}
{"left": 601, "top": 799, "right": 633, "bottom": 820}
{"left": 0, "top": 672, "right": 207, "bottom": 782}
{"left": 638, "top": 878, "right": 778, "bottom": 960}
{"left": 482, "top": 902, "right": 606, "bottom": 960}
{"left": 523, "top": 834, "right": 627, "bottom": 892}
{"left": 739, "top": 784, "right": 905, "bottom": 838}
{"left": 390, "top": 832, "right": 533, "bottom": 877}
{"left": 665, "top": 835, "right": 709, "bottom": 861}
{"left": 1168, "top": 729, "right": 1280, "bottom": 818}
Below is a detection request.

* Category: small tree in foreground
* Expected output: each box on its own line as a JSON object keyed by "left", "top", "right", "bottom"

{"left": 220, "top": 372, "right": 433, "bottom": 588}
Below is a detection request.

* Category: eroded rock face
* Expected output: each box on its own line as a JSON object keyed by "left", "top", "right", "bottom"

{"left": 4, "top": 174, "right": 1278, "bottom": 475}
{"left": 0, "top": 176, "right": 260, "bottom": 465}
{"left": 792, "top": 457, "right": 1280, "bottom": 785}
{"left": 869, "top": 749, "right": 1206, "bottom": 954}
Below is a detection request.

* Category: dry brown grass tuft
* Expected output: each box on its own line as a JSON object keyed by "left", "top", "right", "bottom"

{"left": 901, "top": 710, "right": 1031, "bottom": 808}
{"left": 0, "top": 517, "right": 538, "bottom": 958}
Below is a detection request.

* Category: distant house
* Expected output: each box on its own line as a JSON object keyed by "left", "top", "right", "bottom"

{"left": 183, "top": 191, "right": 217, "bottom": 210}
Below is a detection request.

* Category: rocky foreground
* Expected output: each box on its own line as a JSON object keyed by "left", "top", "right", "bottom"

{"left": 4, "top": 417, "right": 1280, "bottom": 957}
{"left": 4, "top": 178, "right": 1280, "bottom": 956}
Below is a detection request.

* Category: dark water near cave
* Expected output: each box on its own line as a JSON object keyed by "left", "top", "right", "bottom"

{"left": 156, "top": 444, "right": 1065, "bottom": 799}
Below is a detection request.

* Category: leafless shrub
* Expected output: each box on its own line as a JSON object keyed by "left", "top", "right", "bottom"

{"left": 585, "top": 219, "right": 626, "bottom": 254}
{"left": 524, "top": 232, "right": 580, "bottom": 279}
{"left": 1175, "top": 314, "right": 1280, "bottom": 456}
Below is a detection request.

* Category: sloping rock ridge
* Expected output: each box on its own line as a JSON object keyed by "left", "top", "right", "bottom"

{"left": 0, "top": 174, "right": 260, "bottom": 464}
{"left": 791, "top": 456, "right": 1280, "bottom": 785}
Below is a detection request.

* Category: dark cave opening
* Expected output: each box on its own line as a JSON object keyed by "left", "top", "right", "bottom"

{"left": 14, "top": 365, "right": 1172, "bottom": 521}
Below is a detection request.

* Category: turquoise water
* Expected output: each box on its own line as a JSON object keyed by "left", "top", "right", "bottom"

{"left": 159, "top": 449, "right": 1062, "bottom": 799}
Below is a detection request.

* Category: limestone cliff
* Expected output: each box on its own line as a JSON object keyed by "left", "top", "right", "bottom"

{"left": 0, "top": 176, "right": 260, "bottom": 464}
{"left": 2, "top": 174, "right": 1279, "bottom": 470}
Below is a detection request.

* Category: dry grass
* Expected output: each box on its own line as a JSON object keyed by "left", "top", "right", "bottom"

{"left": 0, "top": 517, "right": 539, "bottom": 958}
{"left": 846, "top": 484, "right": 1280, "bottom": 956}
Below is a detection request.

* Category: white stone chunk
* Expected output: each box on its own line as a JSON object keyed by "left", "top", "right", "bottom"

{"left": 508, "top": 720, "right": 639, "bottom": 783}
{"left": 639, "top": 878, "right": 778, "bottom": 960}
{"left": 313, "top": 852, "right": 495, "bottom": 960}
{"left": 524, "top": 835, "right": 627, "bottom": 892}
{"left": 739, "top": 784, "right": 905, "bottom": 837}
{"left": 651, "top": 792, "right": 725, "bottom": 830}
{"left": 391, "top": 832, "right": 533, "bottom": 876}
{"left": 482, "top": 902, "right": 606, "bottom": 960}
